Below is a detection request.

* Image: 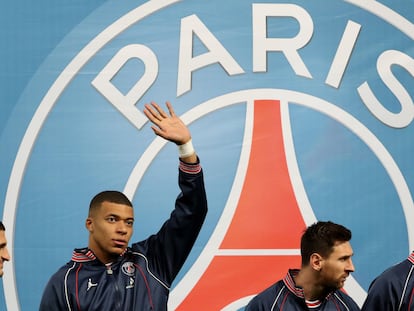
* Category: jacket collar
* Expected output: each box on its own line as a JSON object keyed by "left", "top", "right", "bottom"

{"left": 283, "top": 269, "right": 305, "bottom": 298}
{"left": 283, "top": 269, "right": 333, "bottom": 301}
{"left": 71, "top": 248, "right": 97, "bottom": 262}
{"left": 408, "top": 251, "right": 414, "bottom": 264}
{"left": 71, "top": 247, "right": 129, "bottom": 263}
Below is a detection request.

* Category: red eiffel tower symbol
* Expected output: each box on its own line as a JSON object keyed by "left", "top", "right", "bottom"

{"left": 176, "top": 99, "right": 307, "bottom": 310}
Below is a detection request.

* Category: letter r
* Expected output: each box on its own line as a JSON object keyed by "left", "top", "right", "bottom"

{"left": 253, "top": 3, "right": 313, "bottom": 78}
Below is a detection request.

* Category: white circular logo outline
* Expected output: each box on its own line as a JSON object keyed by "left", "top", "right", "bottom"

{"left": 125, "top": 89, "right": 413, "bottom": 309}
{"left": 3, "top": 0, "right": 413, "bottom": 309}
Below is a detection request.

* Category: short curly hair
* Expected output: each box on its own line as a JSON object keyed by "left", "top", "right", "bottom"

{"left": 89, "top": 190, "right": 133, "bottom": 216}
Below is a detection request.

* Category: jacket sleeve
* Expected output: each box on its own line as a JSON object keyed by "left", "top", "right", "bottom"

{"left": 39, "top": 272, "right": 68, "bottom": 311}
{"left": 245, "top": 296, "right": 266, "bottom": 311}
{"left": 361, "top": 275, "right": 400, "bottom": 311}
{"left": 337, "top": 292, "right": 361, "bottom": 311}
{"left": 134, "top": 159, "right": 208, "bottom": 286}
{"left": 361, "top": 260, "right": 412, "bottom": 311}
{"left": 244, "top": 282, "right": 279, "bottom": 311}
{"left": 361, "top": 290, "right": 389, "bottom": 311}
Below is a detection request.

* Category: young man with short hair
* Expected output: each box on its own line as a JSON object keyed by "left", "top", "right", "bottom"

{"left": 39, "top": 102, "right": 208, "bottom": 310}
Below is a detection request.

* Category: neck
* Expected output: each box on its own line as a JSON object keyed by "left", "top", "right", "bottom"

{"left": 294, "top": 268, "right": 328, "bottom": 301}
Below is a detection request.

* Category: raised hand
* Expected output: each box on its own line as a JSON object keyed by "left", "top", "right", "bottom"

{"left": 144, "top": 101, "right": 191, "bottom": 145}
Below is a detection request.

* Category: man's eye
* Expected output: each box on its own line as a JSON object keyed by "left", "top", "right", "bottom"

{"left": 126, "top": 220, "right": 134, "bottom": 226}
{"left": 107, "top": 217, "right": 116, "bottom": 222}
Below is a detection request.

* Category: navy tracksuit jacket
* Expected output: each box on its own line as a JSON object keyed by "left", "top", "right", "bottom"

{"left": 39, "top": 160, "right": 207, "bottom": 311}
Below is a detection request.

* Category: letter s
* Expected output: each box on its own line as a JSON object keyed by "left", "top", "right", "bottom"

{"left": 358, "top": 50, "right": 414, "bottom": 128}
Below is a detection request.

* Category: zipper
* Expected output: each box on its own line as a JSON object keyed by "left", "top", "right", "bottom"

{"left": 106, "top": 263, "right": 122, "bottom": 311}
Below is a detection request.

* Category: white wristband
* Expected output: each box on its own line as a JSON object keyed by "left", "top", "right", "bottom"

{"left": 178, "top": 139, "right": 195, "bottom": 158}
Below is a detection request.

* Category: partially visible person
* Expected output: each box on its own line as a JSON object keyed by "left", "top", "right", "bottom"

{"left": 245, "top": 221, "right": 360, "bottom": 311}
{"left": 0, "top": 221, "right": 11, "bottom": 277}
{"left": 361, "top": 251, "right": 414, "bottom": 311}
{"left": 39, "top": 102, "right": 208, "bottom": 310}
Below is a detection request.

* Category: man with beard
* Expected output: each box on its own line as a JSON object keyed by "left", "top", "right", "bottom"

{"left": 245, "top": 221, "right": 360, "bottom": 310}
{"left": 0, "top": 222, "right": 10, "bottom": 277}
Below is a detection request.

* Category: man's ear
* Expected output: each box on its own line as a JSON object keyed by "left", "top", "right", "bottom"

{"left": 310, "top": 253, "right": 323, "bottom": 271}
{"left": 85, "top": 218, "right": 93, "bottom": 232}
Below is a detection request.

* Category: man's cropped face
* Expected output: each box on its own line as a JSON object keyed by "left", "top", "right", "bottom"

{"left": 0, "top": 230, "right": 11, "bottom": 277}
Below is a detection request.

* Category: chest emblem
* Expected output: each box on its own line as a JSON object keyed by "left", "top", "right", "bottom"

{"left": 121, "top": 262, "right": 136, "bottom": 276}
{"left": 87, "top": 278, "right": 98, "bottom": 291}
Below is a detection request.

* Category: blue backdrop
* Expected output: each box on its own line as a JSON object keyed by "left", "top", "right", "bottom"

{"left": 0, "top": 0, "right": 413, "bottom": 310}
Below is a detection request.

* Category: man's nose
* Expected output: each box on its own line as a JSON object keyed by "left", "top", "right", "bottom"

{"left": 1, "top": 247, "right": 10, "bottom": 261}
{"left": 347, "top": 259, "right": 355, "bottom": 272}
{"left": 117, "top": 222, "right": 128, "bottom": 234}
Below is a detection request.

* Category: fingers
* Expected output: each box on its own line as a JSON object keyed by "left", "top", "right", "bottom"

{"left": 143, "top": 105, "right": 160, "bottom": 124}
{"left": 144, "top": 101, "right": 191, "bottom": 145}
{"left": 144, "top": 101, "right": 172, "bottom": 122}
{"left": 152, "top": 102, "right": 169, "bottom": 119}
{"left": 165, "top": 101, "right": 176, "bottom": 118}
{"left": 146, "top": 103, "right": 162, "bottom": 121}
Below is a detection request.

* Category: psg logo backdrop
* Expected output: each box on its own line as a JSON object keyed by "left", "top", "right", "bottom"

{"left": 0, "top": 0, "right": 413, "bottom": 310}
